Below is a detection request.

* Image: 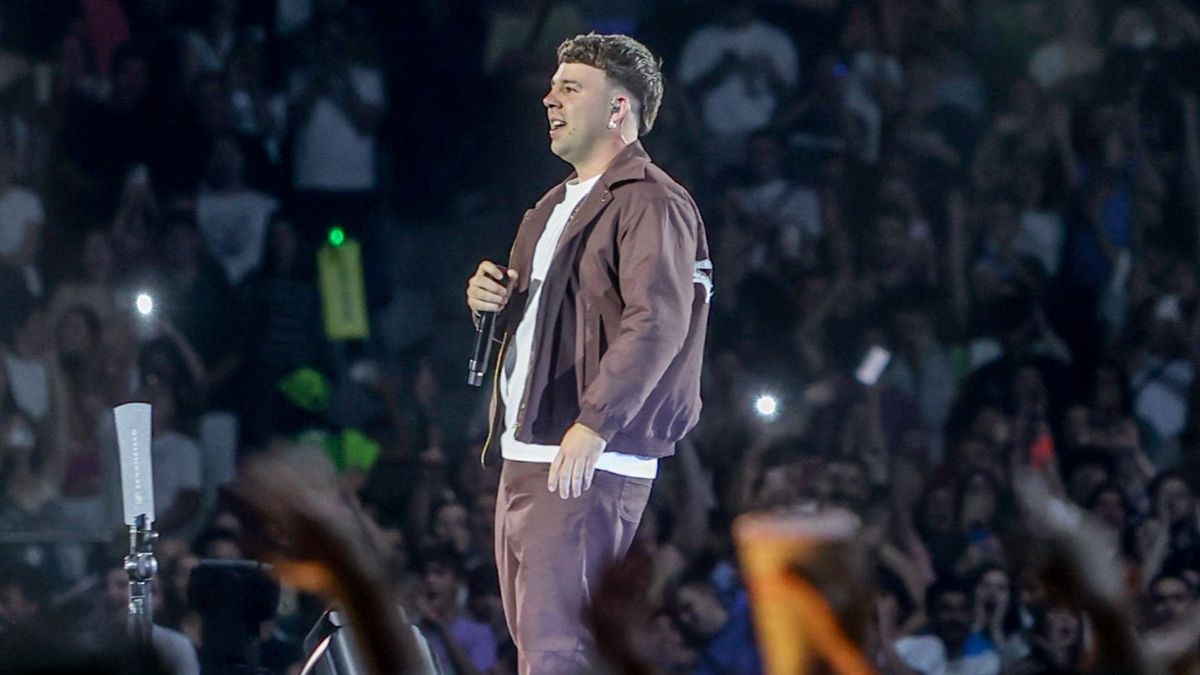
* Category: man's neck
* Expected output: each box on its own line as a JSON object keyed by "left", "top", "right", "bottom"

{"left": 571, "top": 139, "right": 632, "bottom": 182}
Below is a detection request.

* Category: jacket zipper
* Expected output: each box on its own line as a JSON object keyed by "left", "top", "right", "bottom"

{"left": 481, "top": 188, "right": 609, "bottom": 466}
{"left": 480, "top": 333, "right": 509, "bottom": 466}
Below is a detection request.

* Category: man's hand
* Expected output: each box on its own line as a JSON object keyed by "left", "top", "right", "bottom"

{"left": 466, "top": 260, "right": 518, "bottom": 314}
{"left": 548, "top": 423, "right": 606, "bottom": 499}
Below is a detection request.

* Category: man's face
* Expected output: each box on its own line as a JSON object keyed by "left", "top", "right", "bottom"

{"left": 1044, "top": 606, "right": 1080, "bottom": 650}
{"left": 823, "top": 461, "right": 867, "bottom": 507}
{"left": 1151, "top": 577, "right": 1195, "bottom": 626}
{"left": 975, "top": 569, "right": 1010, "bottom": 613}
{"left": 930, "top": 591, "right": 972, "bottom": 650}
{"left": 544, "top": 62, "right": 617, "bottom": 164}
{"left": 1068, "top": 464, "right": 1110, "bottom": 505}
{"left": 378, "top": 526, "right": 408, "bottom": 573}
{"left": 1158, "top": 478, "right": 1194, "bottom": 524}
{"left": 423, "top": 563, "right": 458, "bottom": 598}
{"left": 434, "top": 503, "right": 471, "bottom": 549}
{"left": 1090, "top": 489, "right": 1127, "bottom": 531}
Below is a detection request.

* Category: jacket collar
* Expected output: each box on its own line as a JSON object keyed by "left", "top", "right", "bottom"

{"left": 509, "top": 141, "right": 649, "bottom": 314}
{"left": 560, "top": 140, "right": 651, "bottom": 193}
{"left": 519, "top": 141, "right": 653, "bottom": 285}
{"left": 598, "top": 140, "right": 651, "bottom": 189}
{"left": 558, "top": 142, "right": 648, "bottom": 242}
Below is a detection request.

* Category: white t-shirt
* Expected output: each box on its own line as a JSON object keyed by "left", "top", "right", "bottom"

{"left": 1134, "top": 357, "right": 1194, "bottom": 440}
{"left": 501, "top": 175, "right": 657, "bottom": 479}
{"left": 2, "top": 352, "right": 48, "bottom": 421}
{"left": 732, "top": 178, "right": 821, "bottom": 264}
{"left": 1028, "top": 40, "right": 1104, "bottom": 90}
{"left": 291, "top": 66, "right": 384, "bottom": 192}
{"left": 0, "top": 186, "right": 42, "bottom": 258}
{"left": 678, "top": 20, "right": 799, "bottom": 137}
{"left": 196, "top": 190, "right": 278, "bottom": 284}
{"left": 1015, "top": 210, "right": 1064, "bottom": 276}
{"left": 845, "top": 51, "right": 901, "bottom": 163}
{"left": 893, "top": 635, "right": 1001, "bottom": 675}
{"left": 152, "top": 624, "right": 201, "bottom": 675}
{"left": 152, "top": 431, "right": 203, "bottom": 515}
{"left": 277, "top": 0, "right": 313, "bottom": 36}
{"left": 185, "top": 29, "right": 236, "bottom": 75}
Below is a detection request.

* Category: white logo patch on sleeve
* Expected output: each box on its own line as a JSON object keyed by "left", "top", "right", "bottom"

{"left": 693, "top": 259, "right": 713, "bottom": 304}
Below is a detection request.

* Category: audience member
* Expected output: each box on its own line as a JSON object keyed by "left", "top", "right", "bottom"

{"left": 888, "top": 577, "right": 1001, "bottom": 675}
{"left": 678, "top": 0, "right": 799, "bottom": 170}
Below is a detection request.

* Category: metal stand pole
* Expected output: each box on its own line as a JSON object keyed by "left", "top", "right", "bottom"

{"left": 125, "top": 513, "right": 158, "bottom": 644}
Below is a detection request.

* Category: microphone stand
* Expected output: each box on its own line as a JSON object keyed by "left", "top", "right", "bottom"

{"left": 125, "top": 513, "right": 159, "bottom": 644}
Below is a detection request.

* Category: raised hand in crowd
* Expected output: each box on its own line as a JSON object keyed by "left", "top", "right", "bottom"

{"left": 234, "top": 449, "right": 426, "bottom": 675}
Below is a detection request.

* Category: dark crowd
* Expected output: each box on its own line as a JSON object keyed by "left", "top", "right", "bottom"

{"left": 1, "top": 0, "right": 1200, "bottom": 673}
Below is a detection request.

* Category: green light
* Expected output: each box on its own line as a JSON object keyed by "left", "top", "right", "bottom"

{"left": 328, "top": 226, "right": 346, "bottom": 247}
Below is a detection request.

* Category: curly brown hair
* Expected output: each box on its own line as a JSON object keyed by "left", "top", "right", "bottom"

{"left": 557, "top": 33, "right": 664, "bottom": 136}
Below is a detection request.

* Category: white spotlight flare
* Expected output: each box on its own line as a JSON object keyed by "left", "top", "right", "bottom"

{"left": 754, "top": 394, "right": 779, "bottom": 418}
{"left": 135, "top": 292, "right": 154, "bottom": 317}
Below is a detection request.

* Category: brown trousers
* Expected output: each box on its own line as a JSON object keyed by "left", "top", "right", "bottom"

{"left": 495, "top": 459, "right": 653, "bottom": 674}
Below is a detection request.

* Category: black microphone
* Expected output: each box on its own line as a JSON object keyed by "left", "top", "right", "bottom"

{"left": 468, "top": 309, "right": 498, "bottom": 387}
{"left": 468, "top": 269, "right": 510, "bottom": 387}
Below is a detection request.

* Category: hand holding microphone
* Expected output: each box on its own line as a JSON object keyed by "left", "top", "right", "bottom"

{"left": 466, "top": 261, "right": 517, "bottom": 314}
{"left": 466, "top": 261, "right": 518, "bottom": 386}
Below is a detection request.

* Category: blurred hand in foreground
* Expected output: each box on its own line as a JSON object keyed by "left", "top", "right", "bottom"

{"left": 234, "top": 449, "right": 425, "bottom": 674}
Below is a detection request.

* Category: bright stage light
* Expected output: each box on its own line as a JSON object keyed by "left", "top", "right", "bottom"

{"left": 754, "top": 394, "right": 779, "bottom": 418}
{"left": 135, "top": 292, "right": 154, "bottom": 317}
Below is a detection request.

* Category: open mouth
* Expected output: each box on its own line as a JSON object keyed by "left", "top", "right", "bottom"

{"left": 549, "top": 119, "right": 566, "bottom": 134}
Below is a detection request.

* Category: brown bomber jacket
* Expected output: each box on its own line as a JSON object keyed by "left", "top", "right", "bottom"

{"left": 480, "top": 141, "right": 711, "bottom": 465}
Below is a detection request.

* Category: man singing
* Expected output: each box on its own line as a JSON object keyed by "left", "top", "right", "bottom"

{"left": 465, "top": 33, "right": 711, "bottom": 673}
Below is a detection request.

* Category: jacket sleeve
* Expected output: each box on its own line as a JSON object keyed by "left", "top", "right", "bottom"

{"left": 576, "top": 195, "right": 696, "bottom": 441}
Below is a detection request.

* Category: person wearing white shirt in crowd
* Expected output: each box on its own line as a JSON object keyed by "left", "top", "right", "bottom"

{"left": 143, "top": 372, "right": 203, "bottom": 536}
{"left": 1027, "top": 0, "right": 1103, "bottom": 91}
{"left": 0, "top": 138, "right": 45, "bottom": 300}
{"left": 195, "top": 136, "right": 277, "bottom": 286}
{"left": 88, "top": 566, "right": 201, "bottom": 675}
{"left": 183, "top": 0, "right": 242, "bottom": 78}
{"left": 0, "top": 295, "right": 50, "bottom": 425}
{"left": 287, "top": 13, "right": 385, "bottom": 239}
{"left": 729, "top": 130, "right": 822, "bottom": 270}
{"left": 887, "top": 578, "right": 1002, "bottom": 675}
{"left": 1132, "top": 297, "right": 1194, "bottom": 451}
{"left": 288, "top": 16, "right": 384, "bottom": 195}
{"left": 839, "top": 4, "right": 903, "bottom": 164}
{"left": 678, "top": 0, "right": 799, "bottom": 170}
